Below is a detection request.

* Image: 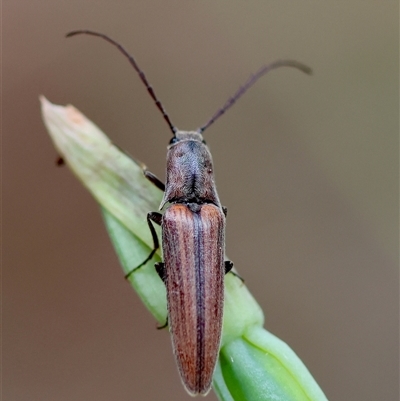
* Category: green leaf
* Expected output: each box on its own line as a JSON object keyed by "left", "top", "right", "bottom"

{"left": 41, "top": 97, "right": 328, "bottom": 401}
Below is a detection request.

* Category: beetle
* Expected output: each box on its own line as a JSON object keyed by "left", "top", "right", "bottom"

{"left": 66, "top": 29, "right": 311, "bottom": 395}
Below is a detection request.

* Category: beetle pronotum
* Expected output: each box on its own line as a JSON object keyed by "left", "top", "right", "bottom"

{"left": 67, "top": 30, "right": 311, "bottom": 396}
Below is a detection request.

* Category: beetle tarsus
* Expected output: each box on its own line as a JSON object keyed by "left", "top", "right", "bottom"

{"left": 224, "top": 261, "right": 244, "bottom": 282}
{"left": 125, "top": 212, "right": 162, "bottom": 279}
{"left": 157, "top": 317, "right": 168, "bottom": 330}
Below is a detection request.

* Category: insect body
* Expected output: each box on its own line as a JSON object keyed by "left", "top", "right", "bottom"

{"left": 159, "top": 131, "right": 228, "bottom": 394}
{"left": 66, "top": 29, "right": 311, "bottom": 396}
{"left": 135, "top": 130, "right": 230, "bottom": 395}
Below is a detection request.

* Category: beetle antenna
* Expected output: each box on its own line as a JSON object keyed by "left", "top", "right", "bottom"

{"left": 66, "top": 30, "right": 177, "bottom": 135}
{"left": 198, "top": 59, "right": 312, "bottom": 133}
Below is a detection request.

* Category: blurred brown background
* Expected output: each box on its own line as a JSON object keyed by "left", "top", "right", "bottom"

{"left": 4, "top": 1, "right": 398, "bottom": 400}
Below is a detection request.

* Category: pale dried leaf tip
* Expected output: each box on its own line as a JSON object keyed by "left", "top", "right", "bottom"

{"left": 39, "top": 96, "right": 110, "bottom": 148}
{"left": 40, "top": 95, "right": 86, "bottom": 125}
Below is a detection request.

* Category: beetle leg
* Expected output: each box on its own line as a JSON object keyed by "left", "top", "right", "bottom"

{"left": 125, "top": 212, "right": 162, "bottom": 279}
{"left": 224, "top": 260, "right": 233, "bottom": 274}
{"left": 157, "top": 316, "right": 168, "bottom": 330}
{"left": 155, "top": 262, "right": 166, "bottom": 283}
{"left": 224, "top": 261, "right": 244, "bottom": 282}
{"left": 154, "top": 263, "right": 169, "bottom": 329}
{"left": 222, "top": 206, "right": 228, "bottom": 217}
{"left": 144, "top": 170, "right": 165, "bottom": 191}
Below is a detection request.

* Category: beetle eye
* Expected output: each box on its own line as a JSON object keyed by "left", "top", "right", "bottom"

{"left": 202, "top": 139, "right": 207, "bottom": 145}
{"left": 169, "top": 137, "right": 179, "bottom": 145}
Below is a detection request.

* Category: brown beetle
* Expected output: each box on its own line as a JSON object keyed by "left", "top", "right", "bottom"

{"left": 152, "top": 130, "right": 229, "bottom": 395}
{"left": 66, "top": 30, "right": 311, "bottom": 395}
{"left": 131, "top": 128, "right": 231, "bottom": 394}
